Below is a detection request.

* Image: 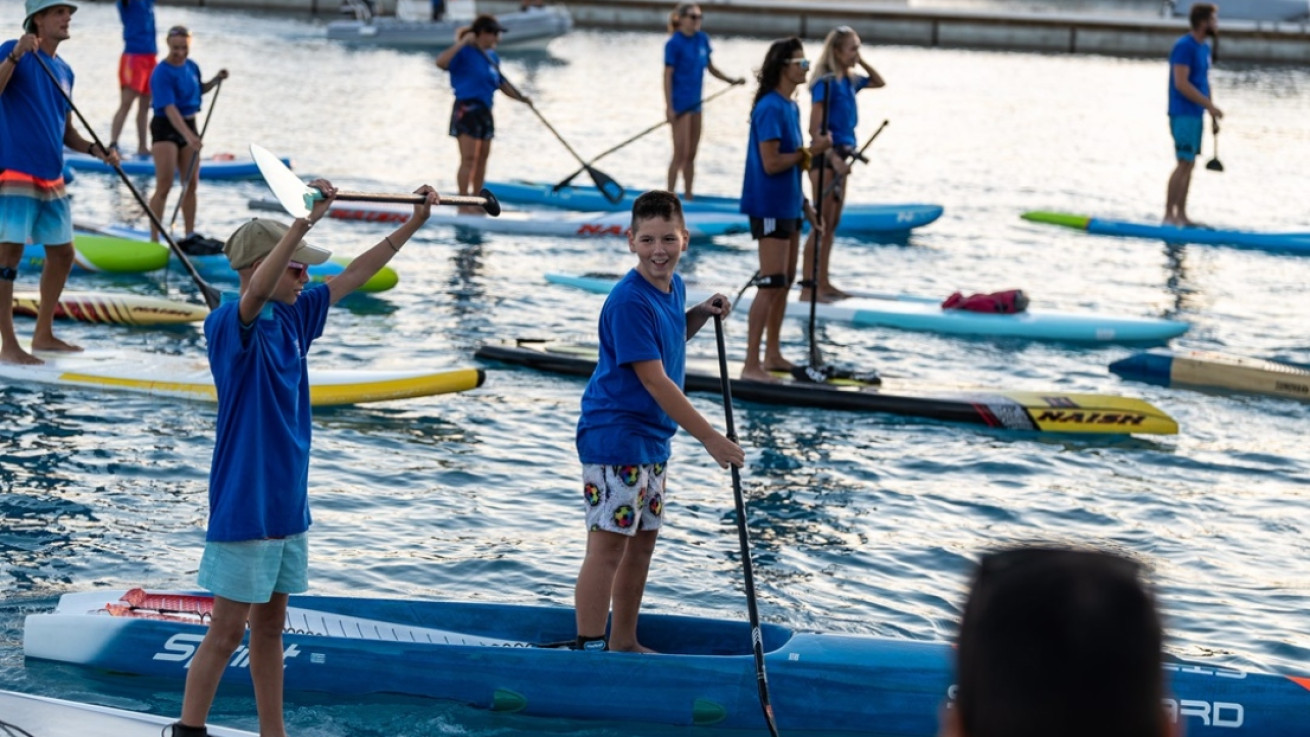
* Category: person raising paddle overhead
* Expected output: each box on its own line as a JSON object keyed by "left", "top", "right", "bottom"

{"left": 167, "top": 180, "right": 440, "bottom": 737}
{"left": 663, "top": 3, "right": 743, "bottom": 202}
{"left": 740, "top": 37, "right": 828, "bottom": 383}
{"left": 436, "top": 14, "right": 531, "bottom": 215}
{"left": 1164, "top": 2, "right": 1221, "bottom": 227}
{"left": 146, "top": 25, "right": 227, "bottom": 247}
{"left": 574, "top": 190, "right": 743, "bottom": 653}
{"left": 0, "top": 0, "right": 119, "bottom": 366}
{"left": 800, "top": 25, "right": 884, "bottom": 304}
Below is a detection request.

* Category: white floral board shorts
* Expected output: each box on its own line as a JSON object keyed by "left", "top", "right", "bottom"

{"left": 582, "top": 463, "right": 667, "bottom": 536}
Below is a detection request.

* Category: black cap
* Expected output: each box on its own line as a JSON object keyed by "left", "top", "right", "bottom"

{"left": 471, "top": 14, "right": 507, "bottom": 34}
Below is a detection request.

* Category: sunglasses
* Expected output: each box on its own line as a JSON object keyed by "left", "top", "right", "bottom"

{"left": 286, "top": 261, "right": 308, "bottom": 279}
{"left": 685, "top": 13, "right": 702, "bottom": 19}
{"left": 786, "top": 58, "right": 811, "bottom": 70}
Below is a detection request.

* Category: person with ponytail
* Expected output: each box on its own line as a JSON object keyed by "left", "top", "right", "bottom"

{"left": 801, "top": 25, "right": 883, "bottom": 303}
{"left": 739, "top": 37, "right": 829, "bottom": 383}
{"left": 664, "top": 3, "right": 743, "bottom": 201}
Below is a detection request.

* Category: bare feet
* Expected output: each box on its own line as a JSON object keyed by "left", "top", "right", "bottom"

{"left": 30, "top": 335, "right": 82, "bottom": 353}
{"left": 0, "top": 345, "right": 43, "bottom": 365}
{"left": 799, "top": 289, "right": 846, "bottom": 304}
{"left": 608, "top": 641, "right": 657, "bottom": 654}
{"left": 763, "top": 356, "right": 795, "bottom": 372}
{"left": 740, "top": 365, "right": 780, "bottom": 383}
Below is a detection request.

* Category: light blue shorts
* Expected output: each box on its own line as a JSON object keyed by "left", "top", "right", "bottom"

{"left": 0, "top": 191, "right": 72, "bottom": 246}
{"left": 1170, "top": 115, "right": 1204, "bottom": 163}
{"left": 197, "top": 533, "right": 309, "bottom": 604}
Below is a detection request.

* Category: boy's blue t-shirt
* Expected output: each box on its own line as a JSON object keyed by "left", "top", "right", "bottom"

{"left": 117, "top": 0, "right": 156, "bottom": 55}
{"left": 664, "top": 30, "right": 711, "bottom": 114}
{"left": 448, "top": 44, "right": 501, "bottom": 107}
{"left": 577, "top": 270, "right": 687, "bottom": 465}
{"left": 811, "top": 74, "right": 870, "bottom": 147}
{"left": 0, "top": 42, "right": 72, "bottom": 181}
{"left": 151, "top": 58, "right": 202, "bottom": 116}
{"left": 1168, "top": 34, "right": 1210, "bottom": 118}
{"left": 204, "top": 285, "right": 332, "bottom": 542}
{"left": 740, "top": 90, "right": 803, "bottom": 219}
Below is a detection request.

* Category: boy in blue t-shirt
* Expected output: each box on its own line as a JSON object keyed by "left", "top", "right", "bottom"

{"left": 1165, "top": 2, "right": 1223, "bottom": 227}
{"left": 573, "top": 190, "right": 745, "bottom": 653}
{"left": 167, "top": 180, "right": 439, "bottom": 737}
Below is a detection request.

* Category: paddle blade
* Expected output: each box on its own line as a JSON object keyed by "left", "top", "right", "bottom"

{"left": 1206, "top": 159, "right": 1224, "bottom": 172}
{"left": 251, "top": 143, "right": 313, "bottom": 218}
{"left": 477, "top": 187, "right": 502, "bottom": 217}
{"left": 586, "top": 166, "right": 625, "bottom": 205}
{"left": 551, "top": 168, "right": 584, "bottom": 193}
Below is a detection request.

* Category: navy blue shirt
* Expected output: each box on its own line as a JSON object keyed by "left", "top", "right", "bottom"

{"left": 577, "top": 270, "right": 687, "bottom": 465}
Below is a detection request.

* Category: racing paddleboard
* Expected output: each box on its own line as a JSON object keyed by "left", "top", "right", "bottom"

{"left": 477, "top": 340, "right": 1178, "bottom": 434}
{"left": 545, "top": 273, "right": 1189, "bottom": 343}
{"left": 21, "top": 233, "right": 171, "bottom": 274}
{"left": 63, "top": 149, "right": 290, "bottom": 180}
{"left": 485, "top": 180, "right": 944, "bottom": 235}
{"left": 1022, "top": 211, "right": 1310, "bottom": 254}
{"left": 76, "top": 223, "right": 399, "bottom": 293}
{"left": 1110, "top": 350, "right": 1310, "bottom": 401}
{"left": 12, "top": 290, "right": 208, "bottom": 325}
{"left": 0, "top": 347, "right": 485, "bottom": 406}
{"left": 247, "top": 197, "right": 750, "bottom": 238}
{"left": 0, "top": 689, "right": 257, "bottom": 737}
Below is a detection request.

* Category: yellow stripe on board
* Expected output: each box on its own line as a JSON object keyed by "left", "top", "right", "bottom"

{"left": 308, "top": 369, "right": 485, "bottom": 406}
{"left": 56, "top": 371, "right": 218, "bottom": 401}
{"left": 1005, "top": 392, "right": 1178, "bottom": 435}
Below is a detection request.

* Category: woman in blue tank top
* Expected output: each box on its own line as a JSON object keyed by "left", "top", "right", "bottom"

{"left": 663, "top": 3, "right": 743, "bottom": 201}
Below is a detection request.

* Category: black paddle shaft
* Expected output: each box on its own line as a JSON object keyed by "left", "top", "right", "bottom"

{"left": 31, "top": 52, "right": 220, "bottom": 309}
{"left": 326, "top": 187, "right": 501, "bottom": 216}
{"left": 807, "top": 75, "right": 835, "bottom": 370}
{"left": 712, "top": 309, "right": 782, "bottom": 737}
{"left": 169, "top": 78, "right": 223, "bottom": 231}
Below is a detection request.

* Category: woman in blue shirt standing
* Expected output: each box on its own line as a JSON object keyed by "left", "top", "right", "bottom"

{"left": 664, "top": 3, "right": 743, "bottom": 201}
{"left": 739, "top": 37, "right": 828, "bottom": 383}
{"left": 147, "top": 26, "right": 226, "bottom": 246}
{"left": 801, "top": 25, "right": 884, "bottom": 303}
{"left": 436, "top": 15, "right": 532, "bottom": 214}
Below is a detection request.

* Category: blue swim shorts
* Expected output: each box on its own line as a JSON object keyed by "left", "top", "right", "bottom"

{"left": 0, "top": 171, "right": 72, "bottom": 246}
{"left": 197, "top": 533, "right": 309, "bottom": 604}
{"left": 582, "top": 463, "right": 667, "bottom": 536}
{"left": 1170, "top": 115, "right": 1204, "bottom": 163}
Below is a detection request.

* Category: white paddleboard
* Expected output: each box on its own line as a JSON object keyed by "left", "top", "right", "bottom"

{"left": 0, "top": 690, "right": 257, "bottom": 737}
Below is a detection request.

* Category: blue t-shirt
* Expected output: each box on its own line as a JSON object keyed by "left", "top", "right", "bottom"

{"left": 740, "top": 91, "right": 803, "bottom": 219}
{"left": 664, "top": 30, "right": 711, "bottom": 115}
{"left": 117, "top": 0, "right": 156, "bottom": 56}
{"left": 204, "top": 285, "right": 332, "bottom": 542}
{"left": 150, "top": 58, "right": 202, "bottom": 116}
{"left": 576, "top": 270, "right": 688, "bottom": 465}
{"left": 0, "top": 41, "right": 72, "bottom": 180}
{"left": 1168, "top": 33, "right": 1210, "bottom": 118}
{"left": 448, "top": 44, "right": 501, "bottom": 108}
{"left": 811, "top": 74, "right": 870, "bottom": 147}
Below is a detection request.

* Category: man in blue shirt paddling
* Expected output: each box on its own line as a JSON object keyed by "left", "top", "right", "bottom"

{"left": 1164, "top": 2, "right": 1222, "bottom": 227}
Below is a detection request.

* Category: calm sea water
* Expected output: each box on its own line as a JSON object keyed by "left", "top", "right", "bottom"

{"left": 1, "top": 1, "right": 1308, "bottom": 734}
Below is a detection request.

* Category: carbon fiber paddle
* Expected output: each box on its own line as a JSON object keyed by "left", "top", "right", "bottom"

{"left": 168, "top": 78, "right": 223, "bottom": 232}
{"left": 250, "top": 144, "right": 500, "bottom": 217}
{"left": 1206, "top": 120, "right": 1224, "bottom": 172}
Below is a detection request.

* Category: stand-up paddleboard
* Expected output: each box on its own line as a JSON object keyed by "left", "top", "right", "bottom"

{"left": 32, "top": 588, "right": 1309, "bottom": 736}
{"left": 546, "top": 273, "right": 1189, "bottom": 344}
{"left": 0, "top": 689, "right": 257, "bottom": 737}
{"left": 247, "top": 197, "right": 749, "bottom": 238}
{"left": 1110, "top": 350, "right": 1310, "bottom": 401}
{"left": 0, "top": 347, "right": 485, "bottom": 406}
{"left": 477, "top": 340, "right": 1178, "bottom": 434}
{"left": 21, "top": 233, "right": 171, "bottom": 274}
{"left": 76, "top": 223, "right": 399, "bottom": 293}
{"left": 1023, "top": 211, "right": 1310, "bottom": 254}
{"left": 63, "top": 149, "right": 291, "bottom": 180}
{"left": 12, "top": 290, "right": 208, "bottom": 325}
{"left": 485, "top": 179, "right": 944, "bottom": 235}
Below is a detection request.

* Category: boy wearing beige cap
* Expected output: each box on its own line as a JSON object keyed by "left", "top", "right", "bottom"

{"left": 168, "top": 179, "right": 439, "bottom": 737}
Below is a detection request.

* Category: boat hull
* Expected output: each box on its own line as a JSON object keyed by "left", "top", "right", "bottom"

{"left": 23, "top": 590, "right": 1310, "bottom": 736}
{"left": 327, "top": 7, "right": 572, "bottom": 49}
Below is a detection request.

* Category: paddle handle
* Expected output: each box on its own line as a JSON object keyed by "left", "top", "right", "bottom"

{"left": 305, "top": 187, "right": 502, "bottom": 216}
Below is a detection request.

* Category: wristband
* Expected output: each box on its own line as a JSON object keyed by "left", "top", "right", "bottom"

{"left": 6, "top": 53, "right": 19, "bottom": 64}
{"left": 384, "top": 235, "right": 400, "bottom": 253}
{"left": 797, "top": 147, "right": 812, "bottom": 171}
{"left": 87, "top": 142, "right": 100, "bottom": 157}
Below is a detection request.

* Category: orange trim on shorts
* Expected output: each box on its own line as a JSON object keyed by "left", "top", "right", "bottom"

{"left": 119, "top": 53, "right": 157, "bottom": 95}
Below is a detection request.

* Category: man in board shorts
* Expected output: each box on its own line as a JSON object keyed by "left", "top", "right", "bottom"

{"left": 110, "top": 0, "right": 156, "bottom": 156}
{"left": 0, "top": 0, "right": 118, "bottom": 366}
{"left": 1165, "top": 2, "right": 1222, "bottom": 227}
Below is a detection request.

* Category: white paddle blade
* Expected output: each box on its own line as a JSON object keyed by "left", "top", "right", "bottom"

{"left": 251, "top": 143, "right": 314, "bottom": 219}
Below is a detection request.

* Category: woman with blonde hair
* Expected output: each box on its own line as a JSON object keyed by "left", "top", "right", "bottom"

{"left": 664, "top": 3, "right": 744, "bottom": 201}
{"left": 801, "top": 26, "right": 884, "bottom": 303}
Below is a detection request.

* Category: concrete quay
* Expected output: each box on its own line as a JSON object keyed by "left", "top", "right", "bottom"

{"left": 158, "top": 0, "right": 1310, "bottom": 64}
